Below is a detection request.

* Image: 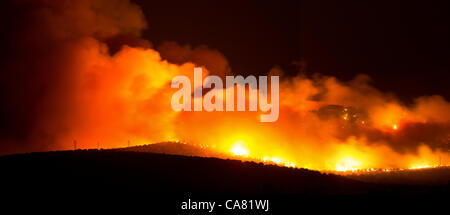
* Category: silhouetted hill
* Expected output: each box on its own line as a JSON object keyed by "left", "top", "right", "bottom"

{"left": 0, "top": 150, "right": 355, "bottom": 195}
{"left": 118, "top": 142, "right": 227, "bottom": 158}
{"left": 1, "top": 149, "right": 449, "bottom": 213}
{"left": 1, "top": 149, "right": 448, "bottom": 196}
{"left": 347, "top": 167, "right": 450, "bottom": 186}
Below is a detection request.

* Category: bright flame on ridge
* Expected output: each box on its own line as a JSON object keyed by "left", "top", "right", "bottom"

{"left": 336, "top": 156, "right": 362, "bottom": 172}
{"left": 230, "top": 141, "right": 250, "bottom": 157}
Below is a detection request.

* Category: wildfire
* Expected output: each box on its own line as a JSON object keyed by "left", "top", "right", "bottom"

{"left": 409, "top": 165, "right": 432, "bottom": 169}
{"left": 8, "top": 0, "right": 448, "bottom": 175}
{"left": 393, "top": 124, "right": 398, "bottom": 130}
{"left": 229, "top": 139, "right": 297, "bottom": 168}
{"left": 230, "top": 141, "right": 250, "bottom": 157}
{"left": 263, "top": 157, "right": 296, "bottom": 168}
{"left": 335, "top": 157, "right": 362, "bottom": 172}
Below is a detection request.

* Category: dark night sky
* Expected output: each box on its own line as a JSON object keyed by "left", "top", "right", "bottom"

{"left": 135, "top": 0, "right": 449, "bottom": 102}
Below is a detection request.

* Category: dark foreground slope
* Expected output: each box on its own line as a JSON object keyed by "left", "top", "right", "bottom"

{"left": 1, "top": 149, "right": 448, "bottom": 195}
{"left": 0, "top": 150, "right": 449, "bottom": 213}
{"left": 0, "top": 150, "right": 365, "bottom": 195}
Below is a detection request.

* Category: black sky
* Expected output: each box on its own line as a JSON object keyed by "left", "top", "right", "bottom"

{"left": 135, "top": 0, "right": 449, "bottom": 102}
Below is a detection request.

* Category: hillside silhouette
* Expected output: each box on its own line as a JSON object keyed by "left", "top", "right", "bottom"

{"left": 118, "top": 142, "right": 227, "bottom": 158}
{"left": 1, "top": 148, "right": 448, "bottom": 196}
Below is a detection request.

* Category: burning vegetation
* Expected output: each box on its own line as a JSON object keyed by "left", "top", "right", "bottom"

{"left": 0, "top": 0, "right": 449, "bottom": 173}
